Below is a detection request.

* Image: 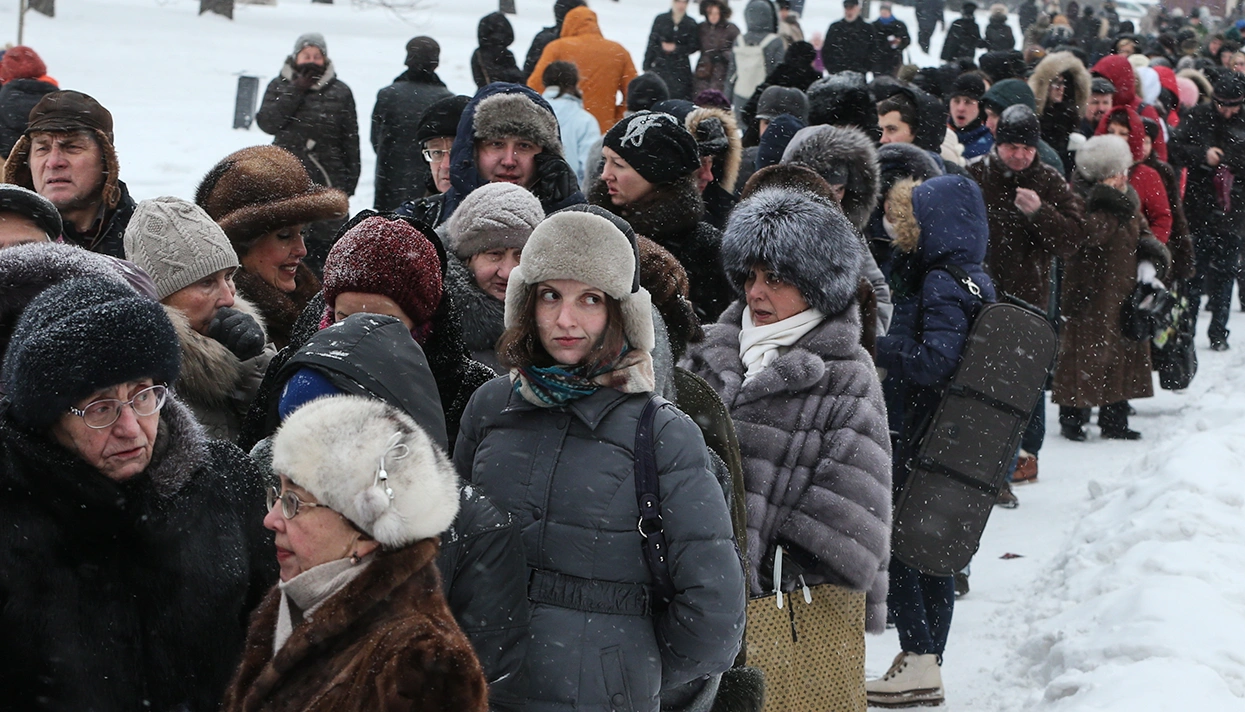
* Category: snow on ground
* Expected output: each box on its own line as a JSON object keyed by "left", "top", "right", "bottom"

{"left": 3, "top": 0, "right": 1243, "bottom": 708}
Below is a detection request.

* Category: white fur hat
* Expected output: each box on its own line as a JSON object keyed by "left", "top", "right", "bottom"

{"left": 271, "top": 395, "right": 460, "bottom": 549}
{"left": 504, "top": 210, "right": 655, "bottom": 353}
{"left": 1075, "top": 134, "right": 1133, "bottom": 183}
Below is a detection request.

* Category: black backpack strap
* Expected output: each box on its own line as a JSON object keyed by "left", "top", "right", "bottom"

{"left": 635, "top": 395, "right": 676, "bottom": 613}
{"left": 933, "top": 263, "right": 985, "bottom": 301}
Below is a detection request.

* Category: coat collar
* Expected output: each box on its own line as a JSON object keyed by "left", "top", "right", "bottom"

{"left": 501, "top": 377, "right": 635, "bottom": 430}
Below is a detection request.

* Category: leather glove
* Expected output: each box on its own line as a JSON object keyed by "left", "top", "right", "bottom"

{"left": 208, "top": 308, "right": 266, "bottom": 361}
{"left": 531, "top": 152, "right": 578, "bottom": 206}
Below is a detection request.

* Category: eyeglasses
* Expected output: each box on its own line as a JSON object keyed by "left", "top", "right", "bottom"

{"left": 68, "top": 384, "right": 168, "bottom": 429}
{"left": 266, "top": 486, "right": 331, "bottom": 519}
{"left": 422, "top": 148, "right": 450, "bottom": 163}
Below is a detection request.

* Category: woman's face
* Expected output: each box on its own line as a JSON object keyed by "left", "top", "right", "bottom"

{"left": 332, "top": 292, "right": 414, "bottom": 330}
{"left": 745, "top": 265, "right": 810, "bottom": 326}
{"left": 52, "top": 379, "right": 160, "bottom": 482}
{"left": 1048, "top": 77, "right": 1066, "bottom": 104}
{"left": 600, "top": 147, "right": 654, "bottom": 207}
{"left": 163, "top": 268, "right": 237, "bottom": 335}
{"left": 264, "top": 474, "right": 378, "bottom": 582}
{"left": 707, "top": 4, "right": 721, "bottom": 23}
{"left": 241, "top": 224, "right": 308, "bottom": 293}
{"left": 468, "top": 248, "right": 521, "bottom": 301}
{"left": 535, "top": 279, "right": 609, "bottom": 366}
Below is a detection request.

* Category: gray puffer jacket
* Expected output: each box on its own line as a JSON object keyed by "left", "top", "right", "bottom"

{"left": 682, "top": 301, "right": 892, "bottom": 632}
{"left": 454, "top": 377, "right": 746, "bottom": 712}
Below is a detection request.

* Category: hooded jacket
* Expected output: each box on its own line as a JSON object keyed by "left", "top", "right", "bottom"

{"left": 528, "top": 7, "right": 638, "bottom": 132}
{"left": 984, "top": 11, "right": 1016, "bottom": 51}
{"left": 1168, "top": 101, "right": 1245, "bottom": 236}
{"left": 370, "top": 62, "right": 452, "bottom": 211}
{"left": 472, "top": 12, "right": 524, "bottom": 88}
{"left": 1092, "top": 54, "right": 1168, "bottom": 161}
{"left": 522, "top": 0, "right": 584, "bottom": 80}
{"left": 941, "top": 12, "right": 983, "bottom": 62}
{"left": 1029, "top": 51, "right": 1092, "bottom": 167}
{"left": 780, "top": 124, "right": 880, "bottom": 230}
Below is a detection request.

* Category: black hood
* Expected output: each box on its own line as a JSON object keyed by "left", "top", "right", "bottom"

{"left": 478, "top": 12, "right": 515, "bottom": 47}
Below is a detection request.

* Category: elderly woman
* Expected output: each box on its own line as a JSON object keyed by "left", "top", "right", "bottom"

{"left": 455, "top": 210, "right": 745, "bottom": 711}
{"left": 681, "top": 188, "right": 892, "bottom": 708}
{"left": 0, "top": 276, "right": 276, "bottom": 710}
{"left": 196, "top": 145, "right": 349, "bottom": 350}
{"left": 223, "top": 395, "right": 488, "bottom": 711}
{"left": 124, "top": 196, "right": 274, "bottom": 441}
{"left": 442, "top": 182, "right": 544, "bottom": 372}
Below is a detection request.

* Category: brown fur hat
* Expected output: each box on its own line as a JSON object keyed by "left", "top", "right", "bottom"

{"left": 638, "top": 236, "right": 703, "bottom": 358}
{"left": 194, "top": 146, "right": 349, "bottom": 253}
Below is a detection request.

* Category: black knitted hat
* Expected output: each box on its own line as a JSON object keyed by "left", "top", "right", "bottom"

{"left": 949, "top": 73, "right": 986, "bottom": 101}
{"left": 415, "top": 95, "right": 471, "bottom": 144}
{"left": 603, "top": 112, "right": 701, "bottom": 185}
{"left": 996, "top": 104, "right": 1041, "bottom": 147}
{"left": 627, "top": 73, "right": 671, "bottom": 113}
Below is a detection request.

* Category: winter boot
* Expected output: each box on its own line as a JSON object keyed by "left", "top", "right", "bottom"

{"left": 995, "top": 481, "right": 1019, "bottom": 509}
{"left": 1011, "top": 450, "right": 1038, "bottom": 484}
{"left": 866, "top": 651, "right": 945, "bottom": 708}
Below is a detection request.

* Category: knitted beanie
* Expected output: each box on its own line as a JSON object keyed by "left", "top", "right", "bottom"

{"left": 443, "top": 182, "right": 544, "bottom": 260}
{"left": 0, "top": 46, "right": 46, "bottom": 83}
{"left": 416, "top": 95, "right": 470, "bottom": 144}
{"left": 627, "top": 73, "right": 671, "bottom": 112}
{"left": 2, "top": 276, "right": 180, "bottom": 430}
{"left": 272, "top": 395, "right": 460, "bottom": 548}
{"left": 123, "top": 197, "right": 240, "bottom": 300}
{"left": 294, "top": 32, "right": 328, "bottom": 58}
{"left": 949, "top": 72, "right": 986, "bottom": 101}
{"left": 321, "top": 216, "right": 443, "bottom": 330}
{"left": 602, "top": 112, "right": 701, "bottom": 186}
{"left": 0, "top": 184, "right": 61, "bottom": 239}
{"left": 995, "top": 104, "right": 1041, "bottom": 147}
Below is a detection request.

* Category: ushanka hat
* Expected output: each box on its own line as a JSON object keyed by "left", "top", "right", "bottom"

{"left": 271, "top": 395, "right": 460, "bottom": 548}
{"left": 602, "top": 111, "right": 701, "bottom": 185}
{"left": 505, "top": 207, "right": 654, "bottom": 352}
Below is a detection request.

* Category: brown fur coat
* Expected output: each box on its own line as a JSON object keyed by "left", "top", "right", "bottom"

{"left": 222, "top": 540, "right": 488, "bottom": 712}
{"left": 234, "top": 263, "right": 322, "bottom": 351}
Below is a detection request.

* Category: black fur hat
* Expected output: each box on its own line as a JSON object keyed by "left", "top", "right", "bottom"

{"left": 721, "top": 188, "right": 862, "bottom": 316}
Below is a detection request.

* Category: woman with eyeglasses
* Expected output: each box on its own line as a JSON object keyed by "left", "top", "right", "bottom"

{"left": 0, "top": 276, "right": 276, "bottom": 711}
{"left": 222, "top": 395, "right": 488, "bottom": 712}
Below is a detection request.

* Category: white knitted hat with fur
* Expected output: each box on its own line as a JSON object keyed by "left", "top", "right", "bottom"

{"left": 271, "top": 395, "right": 460, "bottom": 548}
{"left": 1075, "top": 134, "right": 1133, "bottom": 183}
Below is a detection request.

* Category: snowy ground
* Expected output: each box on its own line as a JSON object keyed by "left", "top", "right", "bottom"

{"left": 4, "top": 0, "right": 1242, "bottom": 709}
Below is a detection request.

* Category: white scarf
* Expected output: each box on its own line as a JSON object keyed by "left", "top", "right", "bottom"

{"left": 273, "top": 555, "right": 372, "bottom": 655}
{"left": 738, "top": 306, "right": 825, "bottom": 385}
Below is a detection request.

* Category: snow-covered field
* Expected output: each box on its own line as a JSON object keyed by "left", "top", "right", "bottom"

{"left": 5, "top": 0, "right": 1243, "bottom": 708}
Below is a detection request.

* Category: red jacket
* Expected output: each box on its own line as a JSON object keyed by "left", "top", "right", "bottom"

{"left": 1093, "top": 55, "right": 1168, "bottom": 161}
{"left": 1129, "top": 162, "right": 1172, "bottom": 243}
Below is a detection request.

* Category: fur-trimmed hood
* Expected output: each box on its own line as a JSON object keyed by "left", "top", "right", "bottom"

{"left": 781, "top": 124, "right": 880, "bottom": 231}
{"left": 168, "top": 293, "right": 267, "bottom": 410}
{"left": 685, "top": 107, "right": 743, "bottom": 193}
{"left": 885, "top": 175, "right": 989, "bottom": 268}
{"left": 1030, "top": 51, "right": 1092, "bottom": 116}
{"left": 1178, "top": 68, "right": 1212, "bottom": 104}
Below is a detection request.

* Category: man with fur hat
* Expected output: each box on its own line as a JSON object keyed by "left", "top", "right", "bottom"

{"left": 438, "top": 83, "right": 584, "bottom": 226}
{"left": 947, "top": 72, "right": 994, "bottom": 159}
{"left": 124, "top": 196, "right": 274, "bottom": 442}
{"left": 371, "top": 37, "right": 453, "bottom": 211}
{"left": 589, "top": 110, "right": 734, "bottom": 321}
{"left": 685, "top": 106, "right": 742, "bottom": 229}
{"left": 3, "top": 90, "right": 134, "bottom": 257}
{"left": 0, "top": 183, "right": 61, "bottom": 248}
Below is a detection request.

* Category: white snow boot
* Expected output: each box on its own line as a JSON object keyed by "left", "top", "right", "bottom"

{"left": 865, "top": 651, "right": 944, "bottom": 708}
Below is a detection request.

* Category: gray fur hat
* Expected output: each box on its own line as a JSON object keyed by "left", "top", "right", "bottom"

{"left": 781, "top": 124, "right": 880, "bottom": 231}
{"left": 473, "top": 92, "right": 564, "bottom": 157}
{"left": 1076, "top": 134, "right": 1133, "bottom": 182}
{"left": 124, "top": 197, "right": 240, "bottom": 300}
{"left": 444, "top": 183, "right": 544, "bottom": 260}
{"left": 505, "top": 211, "right": 655, "bottom": 352}
{"left": 722, "top": 188, "right": 862, "bottom": 317}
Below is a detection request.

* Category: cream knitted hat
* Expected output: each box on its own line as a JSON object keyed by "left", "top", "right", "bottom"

{"left": 123, "top": 196, "right": 240, "bottom": 300}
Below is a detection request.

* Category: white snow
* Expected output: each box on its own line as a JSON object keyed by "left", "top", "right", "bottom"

{"left": 4, "top": 0, "right": 1243, "bottom": 708}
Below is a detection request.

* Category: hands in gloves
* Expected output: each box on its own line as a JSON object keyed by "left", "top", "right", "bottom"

{"left": 208, "top": 308, "right": 266, "bottom": 361}
{"left": 531, "top": 152, "right": 578, "bottom": 205}
{"left": 1137, "top": 260, "right": 1164, "bottom": 289}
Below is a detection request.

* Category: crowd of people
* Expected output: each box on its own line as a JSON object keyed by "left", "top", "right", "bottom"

{"left": 0, "top": 0, "right": 1236, "bottom": 709}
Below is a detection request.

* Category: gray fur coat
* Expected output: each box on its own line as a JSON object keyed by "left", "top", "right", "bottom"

{"left": 682, "top": 301, "right": 892, "bottom": 632}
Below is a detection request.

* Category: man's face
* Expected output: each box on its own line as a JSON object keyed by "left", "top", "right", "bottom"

{"left": 1210, "top": 38, "right": 1223, "bottom": 56}
{"left": 984, "top": 107, "right": 1000, "bottom": 135}
{"left": 0, "top": 212, "right": 49, "bottom": 248}
{"left": 475, "top": 136, "right": 542, "bottom": 188}
{"left": 997, "top": 142, "right": 1037, "bottom": 172}
{"left": 423, "top": 136, "right": 454, "bottom": 193}
{"left": 29, "top": 131, "right": 106, "bottom": 213}
{"left": 878, "top": 111, "right": 915, "bottom": 144}
{"left": 1216, "top": 100, "right": 1241, "bottom": 119}
{"left": 1087, "top": 93, "right": 1114, "bottom": 123}
{"left": 844, "top": 4, "right": 860, "bottom": 20}
{"left": 949, "top": 96, "right": 980, "bottom": 128}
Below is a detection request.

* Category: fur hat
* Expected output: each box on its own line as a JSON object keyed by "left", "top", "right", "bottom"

{"left": 2, "top": 276, "right": 180, "bottom": 430}
{"left": 271, "top": 395, "right": 460, "bottom": 548}
{"left": 443, "top": 182, "right": 544, "bottom": 259}
{"left": 0, "top": 184, "right": 61, "bottom": 239}
{"left": 781, "top": 124, "right": 880, "bottom": 230}
{"left": 472, "top": 91, "right": 563, "bottom": 156}
{"left": 807, "top": 72, "right": 876, "bottom": 130}
{"left": 505, "top": 210, "right": 655, "bottom": 353}
{"left": 877, "top": 142, "right": 943, "bottom": 196}
{"left": 322, "top": 215, "right": 443, "bottom": 332}
{"left": 3, "top": 91, "right": 122, "bottom": 211}
{"left": 195, "top": 146, "right": 349, "bottom": 252}
{"left": 686, "top": 107, "right": 742, "bottom": 192}
{"left": 721, "top": 188, "right": 863, "bottom": 317}
{"left": 603, "top": 111, "right": 701, "bottom": 186}
{"left": 124, "top": 197, "right": 240, "bottom": 300}
{"left": 1076, "top": 134, "right": 1133, "bottom": 182}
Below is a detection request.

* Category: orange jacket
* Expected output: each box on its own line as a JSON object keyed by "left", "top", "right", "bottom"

{"left": 527, "top": 7, "right": 637, "bottom": 133}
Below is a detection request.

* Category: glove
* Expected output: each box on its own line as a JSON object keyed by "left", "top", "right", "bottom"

{"left": 531, "top": 152, "right": 578, "bottom": 206}
{"left": 292, "top": 67, "right": 319, "bottom": 91}
{"left": 208, "top": 308, "right": 266, "bottom": 361}
{"left": 1137, "top": 260, "right": 1164, "bottom": 289}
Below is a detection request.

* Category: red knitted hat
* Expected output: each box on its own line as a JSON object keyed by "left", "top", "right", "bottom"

{"left": 321, "top": 216, "right": 443, "bottom": 330}
{"left": 0, "top": 47, "right": 46, "bottom": 83}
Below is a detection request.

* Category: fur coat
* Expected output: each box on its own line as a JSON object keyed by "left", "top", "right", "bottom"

{"left": 445, "top": 257, "right": 505, "bottom": 374}
{"left": 234, "top": 263, "right": 322, "bottom": 351}
{"left": 221, "top": 540, "right": 489, "bottom": 712}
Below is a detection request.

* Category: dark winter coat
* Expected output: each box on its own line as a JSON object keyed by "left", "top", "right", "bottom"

{"left": 0, "top": 397, "right": 276, "bottom": 711}
{"left": 234, "top": 262, "right": 322, "bottom": 351}
{"left": 822, "top": 16, "right": 877, "bottom": 75}
{"left": 371, "top": 68, "right": 453, "bottom": 211}
{"left": 1053, "top": 183, "right": 1168, "bottom": 408}
{"left": 967, "top": 150, "right": 1087, "bottom": 308}
{"left": 984, "top": 15, "right": 1016, "bottom": 51}
{"left": 221, "top": 541, "right": 489, "bottom": 712}
{"left": 0, "top": 77, "right": 56, "bottom": 157}
{"left": 257, "top": 59, "right": 361, "bottom": 195}
{"left": 454, "top": 378, "right": 747, "bottom": 712}
{"left": 472, "top": 13, "right": 525, "bottom": 89}
{"left": 588, "top": 174, "right": 734, "bottom": 322}
{"left": 941, "top": 15, "right": 984, "bottom": 62}
{"left": 645, "top": 11, "right": 701, "bottom": 101}
{"left": 1019, "top": 0, "right": 1039, "bottom": 32}
{"left": 1029, "top": 52, "right": 1092, "bottom": 172}
{"left": 915, "top": 0, "right": 946, "bottom": 50}
{"left": 60, "top": 179, "right": 137, "bottom": 258}
{"left": 683, "top": 302, "right": 892, "bottom": 630}
{"left": 873, "top": 17, "right": 911, "bottom": 75}
{"left": 694, "top": 18, "right": 742, "bottom": 95}
{"left": 1144, "top": 153, "right": 1195, "bottom": 279}
{"left": 1168, "top": 101, "right": 1245, "bottom": 236}
{"left": 445, "top": 257, "right": 505, "bottom": 373}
